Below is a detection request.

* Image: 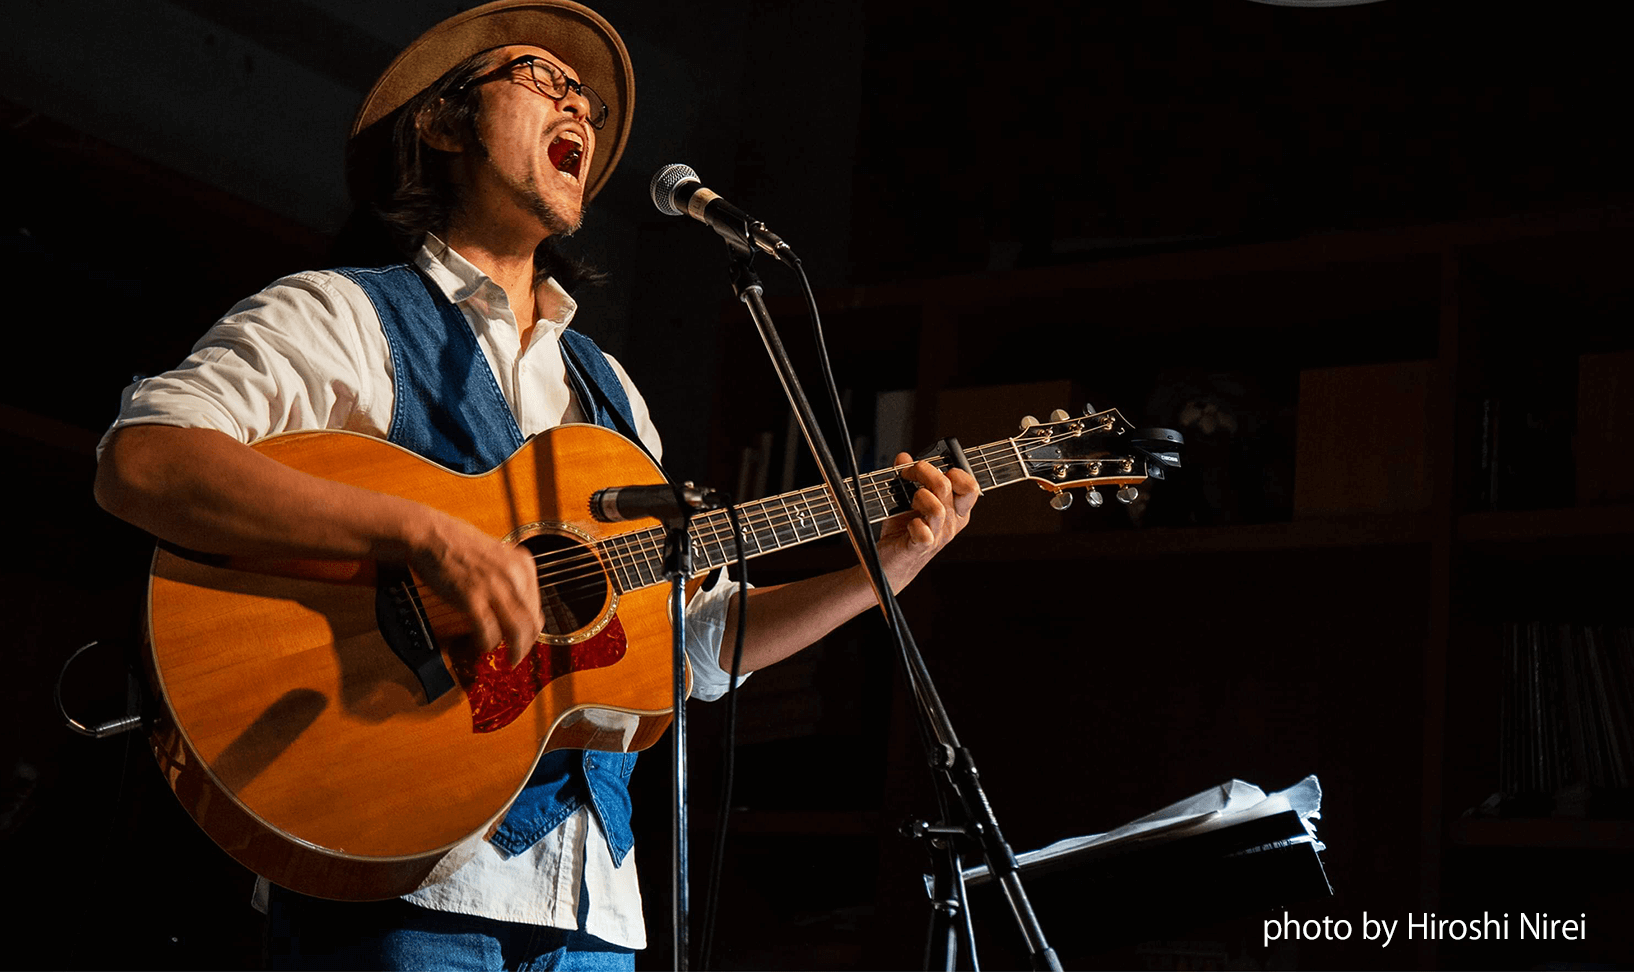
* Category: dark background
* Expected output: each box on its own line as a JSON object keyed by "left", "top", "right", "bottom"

{"left": 3, "top": 1, "right": 1631, "bottom": 969}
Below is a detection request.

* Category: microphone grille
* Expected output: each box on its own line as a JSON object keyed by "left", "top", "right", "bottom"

{"left": 650, "top": 163, "right": 699, "bottom": 217}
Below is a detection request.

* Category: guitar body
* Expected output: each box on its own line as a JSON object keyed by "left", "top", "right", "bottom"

{"left": 145, "top": 425, "right": 681, "bottom": 900}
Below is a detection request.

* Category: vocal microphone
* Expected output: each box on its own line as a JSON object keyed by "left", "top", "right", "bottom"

{"left": 590, "top": 482, "right": 729, "bottom": 523}
{"left": 650, "top": 163, "right": 796, "bottom": 264}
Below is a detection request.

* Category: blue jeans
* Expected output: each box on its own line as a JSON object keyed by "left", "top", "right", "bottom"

{"left": 265, "top": 880, "right": 636, "bottom": 971}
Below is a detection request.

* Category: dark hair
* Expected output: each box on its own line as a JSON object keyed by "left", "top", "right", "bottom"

{"left": 334, "top": 48, "right": 606, "bottom": 292}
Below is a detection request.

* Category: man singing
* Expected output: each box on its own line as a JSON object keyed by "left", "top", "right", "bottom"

{"left": 93, "top": 1, "right": 978, "bottom": 967}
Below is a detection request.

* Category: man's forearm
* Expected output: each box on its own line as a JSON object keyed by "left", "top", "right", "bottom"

{"left": 720, "top": 565, "right": 883, "bottom": 674}
{"left": 94, "top": 423, "right": 545, "bottom": 661}
{"left": 95, "top": 423, "right": 432, "bottom": 561}
{"left": 715, "top": 455, "right": 980, "bottom": 674}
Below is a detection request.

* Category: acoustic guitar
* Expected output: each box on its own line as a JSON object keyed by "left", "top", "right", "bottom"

{"left": 143, "top": 408, "right": 1179, "bottom": 900}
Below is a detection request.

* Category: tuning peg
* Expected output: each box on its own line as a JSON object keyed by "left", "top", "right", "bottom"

{"left": 1048, "top": 409, "right": 1070, "bottom": 422}
{"left": 1082, "top": 403, "right": 1097, "bottom": 415}
{"left": 1085, "top": 489, "right": 1104, "bottom": 508}
{"left": 1019, "top": 415, "right": 1039, "bottom": 431}
{"left": 1116, "top": 485, "right": 1140, "bottom": 505}
{"left": 1049, "top": 491, "right": 1074, "bottom": 511}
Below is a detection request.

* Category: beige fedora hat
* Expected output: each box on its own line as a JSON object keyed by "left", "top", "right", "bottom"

{"left": 349, "top": 0, "right": 634, "bottom": 203}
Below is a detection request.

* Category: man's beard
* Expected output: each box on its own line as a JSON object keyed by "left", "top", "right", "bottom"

{"left": 519, "top": 174, "right": 584, "bottom": 238}
{"left": 472, "top": 132, "right": 585, "bottom": 238}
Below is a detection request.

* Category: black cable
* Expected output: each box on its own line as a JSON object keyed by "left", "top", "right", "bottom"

{"left": 714, "top": 245, "right": 983, "bottom": 965}
{"left": 698, "top": 503, "right": 749, "bottom": 970}
{"left": 794, "top": 255, "right": 986, "bottom": 969}
{"left": 792, "top": 259, "right": 865, "bottom": 516}
{"left": 789, "top": 255, "right": 908, "bottom": 652}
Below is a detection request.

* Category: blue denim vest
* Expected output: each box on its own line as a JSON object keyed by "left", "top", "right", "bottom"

{"left": 337, "top": 263, "right": 643, "bottom": 864}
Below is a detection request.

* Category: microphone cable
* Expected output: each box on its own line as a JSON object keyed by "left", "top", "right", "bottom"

{"left": 792, "top": 251, "right": 984, "bottom": 966}
{"left": 698, "top": 504, "right": 749, "bottom": 970}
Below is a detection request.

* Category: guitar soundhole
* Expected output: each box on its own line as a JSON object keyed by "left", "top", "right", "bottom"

{"left": 520, "top": 532, "right": 610, "bottom": 637}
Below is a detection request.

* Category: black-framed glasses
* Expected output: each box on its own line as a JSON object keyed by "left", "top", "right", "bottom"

{"left": 461, "top": 55, "right": 609, "bottom": 130}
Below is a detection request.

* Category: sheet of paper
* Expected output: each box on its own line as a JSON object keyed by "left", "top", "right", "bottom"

{"left": 944, "top": 775, "right": 1323, "bottom": 888}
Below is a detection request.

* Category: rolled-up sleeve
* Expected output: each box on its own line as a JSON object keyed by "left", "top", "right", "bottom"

{"left": 683, "top": 568, "right": 752, "bottom": 702}
{"left": 96, "top": 271, "right": 386, "bottom": 458}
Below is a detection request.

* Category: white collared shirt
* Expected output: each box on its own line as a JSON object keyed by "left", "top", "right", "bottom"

{"left": 101, "top": 239, "right": 747, "bottom": 949}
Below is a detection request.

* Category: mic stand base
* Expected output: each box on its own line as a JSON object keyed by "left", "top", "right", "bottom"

{"left": 910, "top": 820, "right": 977, "bottom": 971}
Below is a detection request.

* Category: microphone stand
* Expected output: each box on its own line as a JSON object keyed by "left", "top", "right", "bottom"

{"left": 717, "top": 236, "right": 1061, "bottom": 972}
{"left": 600, "top": 480, "right": 725, "bottom": 971}
{"left": 663, "top": 508, "right": 696, "bottom": 972}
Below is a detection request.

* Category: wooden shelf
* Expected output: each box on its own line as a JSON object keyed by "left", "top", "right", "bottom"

{"left": 950, "top": 514, "right": 1438, "bottom": 561}
{"left": 751, "top": 509, "right": 1431, "bottom": 571}
{"left": 761, "top": 204, "right": 1634, "bottom": 317}
{"left": 738, "top": 513, "right": 1436, "bottom": 574}
{"left": 1450, "top": 817, "right": 1634, "bottom": 851}
{"left": 1458, "top": 504, "right": 1634, "bottom": 548}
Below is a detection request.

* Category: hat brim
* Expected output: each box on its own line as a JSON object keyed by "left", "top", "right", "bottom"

{"left": 350, "top": 0, "right": 633, "bottom": 204}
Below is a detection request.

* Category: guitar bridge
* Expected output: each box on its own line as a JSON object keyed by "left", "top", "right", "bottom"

{"left": 375, "top": 565, "right": 456, "bottom": 704}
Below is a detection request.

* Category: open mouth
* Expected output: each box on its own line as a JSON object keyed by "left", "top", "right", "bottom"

{"left": 548, "top": 132, "right": 584, "bottom": 181}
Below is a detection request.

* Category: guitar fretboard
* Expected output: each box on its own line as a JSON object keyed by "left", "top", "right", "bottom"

{"left": 594, "top": 438, "right": 1033, "bottom": 593}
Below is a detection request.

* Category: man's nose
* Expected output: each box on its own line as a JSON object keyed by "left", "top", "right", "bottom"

{"left": 558, "top": 85, "right": 593, "bottom": 122}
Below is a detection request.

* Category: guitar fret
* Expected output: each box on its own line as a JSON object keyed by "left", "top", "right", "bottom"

{"left": 773, "top": 495, "right": 798, "bottom": 548}
{"left": 648, "top": 533, "right": 669, "bottom": 584}
{"left": 794, "top": 489, "right": 820, "bottom": 542}
{"left": 737, "top": 505, "right": 767, "bottom": 558}
{"left": 692, "top": 512, "right": 721, "bottom": 567}
{"left": 772, "top": 495, "right": 796, "bottom": 547}
{"left": 814, "top": 488, "right": 843, "bottom": 536}
{"left": 972, "top": 445, "right": 1005, "bottom": 490}
{"left": 708, "top": 511, "right": 735, "bottom": 563}
{"left": 616, "top": 534, "right": 645, "bottom": 590}
{"left": 625, "top": 536, "right": 650, "bottom": 588}
{"left": 790, "top": 491, "right": 811, "bottom": 543}
{"left": 730, "top": 502, "right": 761, "bottom": 557}
{"left": 875, "top": 472, "right": 909, "bottom": 520}
{"left": 787, "top": 493, "right": 810, "bottom": 544}
{"left": 771, "top": 495, "right": 794, "bottom": 547}
{"left": 699, "top": 509, "right": 725, "bottom": 561}
{"left": 632, "top": 534, "right": 660, "bottom": 589}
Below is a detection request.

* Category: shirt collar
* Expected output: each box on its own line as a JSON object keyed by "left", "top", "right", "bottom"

{"left": 413, "top": 235, "right": 578, "bottom": 334}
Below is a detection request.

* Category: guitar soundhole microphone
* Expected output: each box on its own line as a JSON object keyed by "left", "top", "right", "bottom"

{"left": 591, "top": 483, "right": 729, "bottom": 523}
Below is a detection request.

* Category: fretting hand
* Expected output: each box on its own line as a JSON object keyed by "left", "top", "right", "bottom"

{"left": 873, "top": 453, "right": 980, "bottom": 593}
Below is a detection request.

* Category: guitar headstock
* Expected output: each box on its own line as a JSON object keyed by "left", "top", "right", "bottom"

{"left": 1008, "top": 406, "right": 1183, "bottom": 508}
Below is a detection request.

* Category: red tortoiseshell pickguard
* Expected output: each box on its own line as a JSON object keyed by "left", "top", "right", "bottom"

{"left": 454, "top": 618, "right": 628, "bottom": 734}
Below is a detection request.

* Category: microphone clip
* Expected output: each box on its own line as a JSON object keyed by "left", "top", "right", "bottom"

{"left": 590, "top": 482, "right": 729, "bottom": 525}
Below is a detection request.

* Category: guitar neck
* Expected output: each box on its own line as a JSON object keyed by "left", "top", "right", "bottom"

{"left": 596, "top": 438, "right": 1031, "bottom": 592}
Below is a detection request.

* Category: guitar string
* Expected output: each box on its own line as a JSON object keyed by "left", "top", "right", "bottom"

{"left": 410, "top": 437, "right": 1059, "bottom": 630}
{"left": 568, "top": 439, "right": 1027, "bottom": 590}
{"left": 603, "top": 458, "right": 914, "bottom": 576}
{"left": 409, "top": 460, "right": 912, "bottom": 627}
{"left": 673, "top": 431, "right": 1099, "bottom": 570}
{"left": 412, "top": 439, "right": 1029, "bottom": 623}
{"left": 410, "top": 455, "right": 929, "bottom": 629}
{"left": 606, "top": 451, "right": 939, "bottom": 580}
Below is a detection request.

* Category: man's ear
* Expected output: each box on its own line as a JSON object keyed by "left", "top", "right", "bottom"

{"left": 417, "top": 101, "right": 464, "bottom": 154}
